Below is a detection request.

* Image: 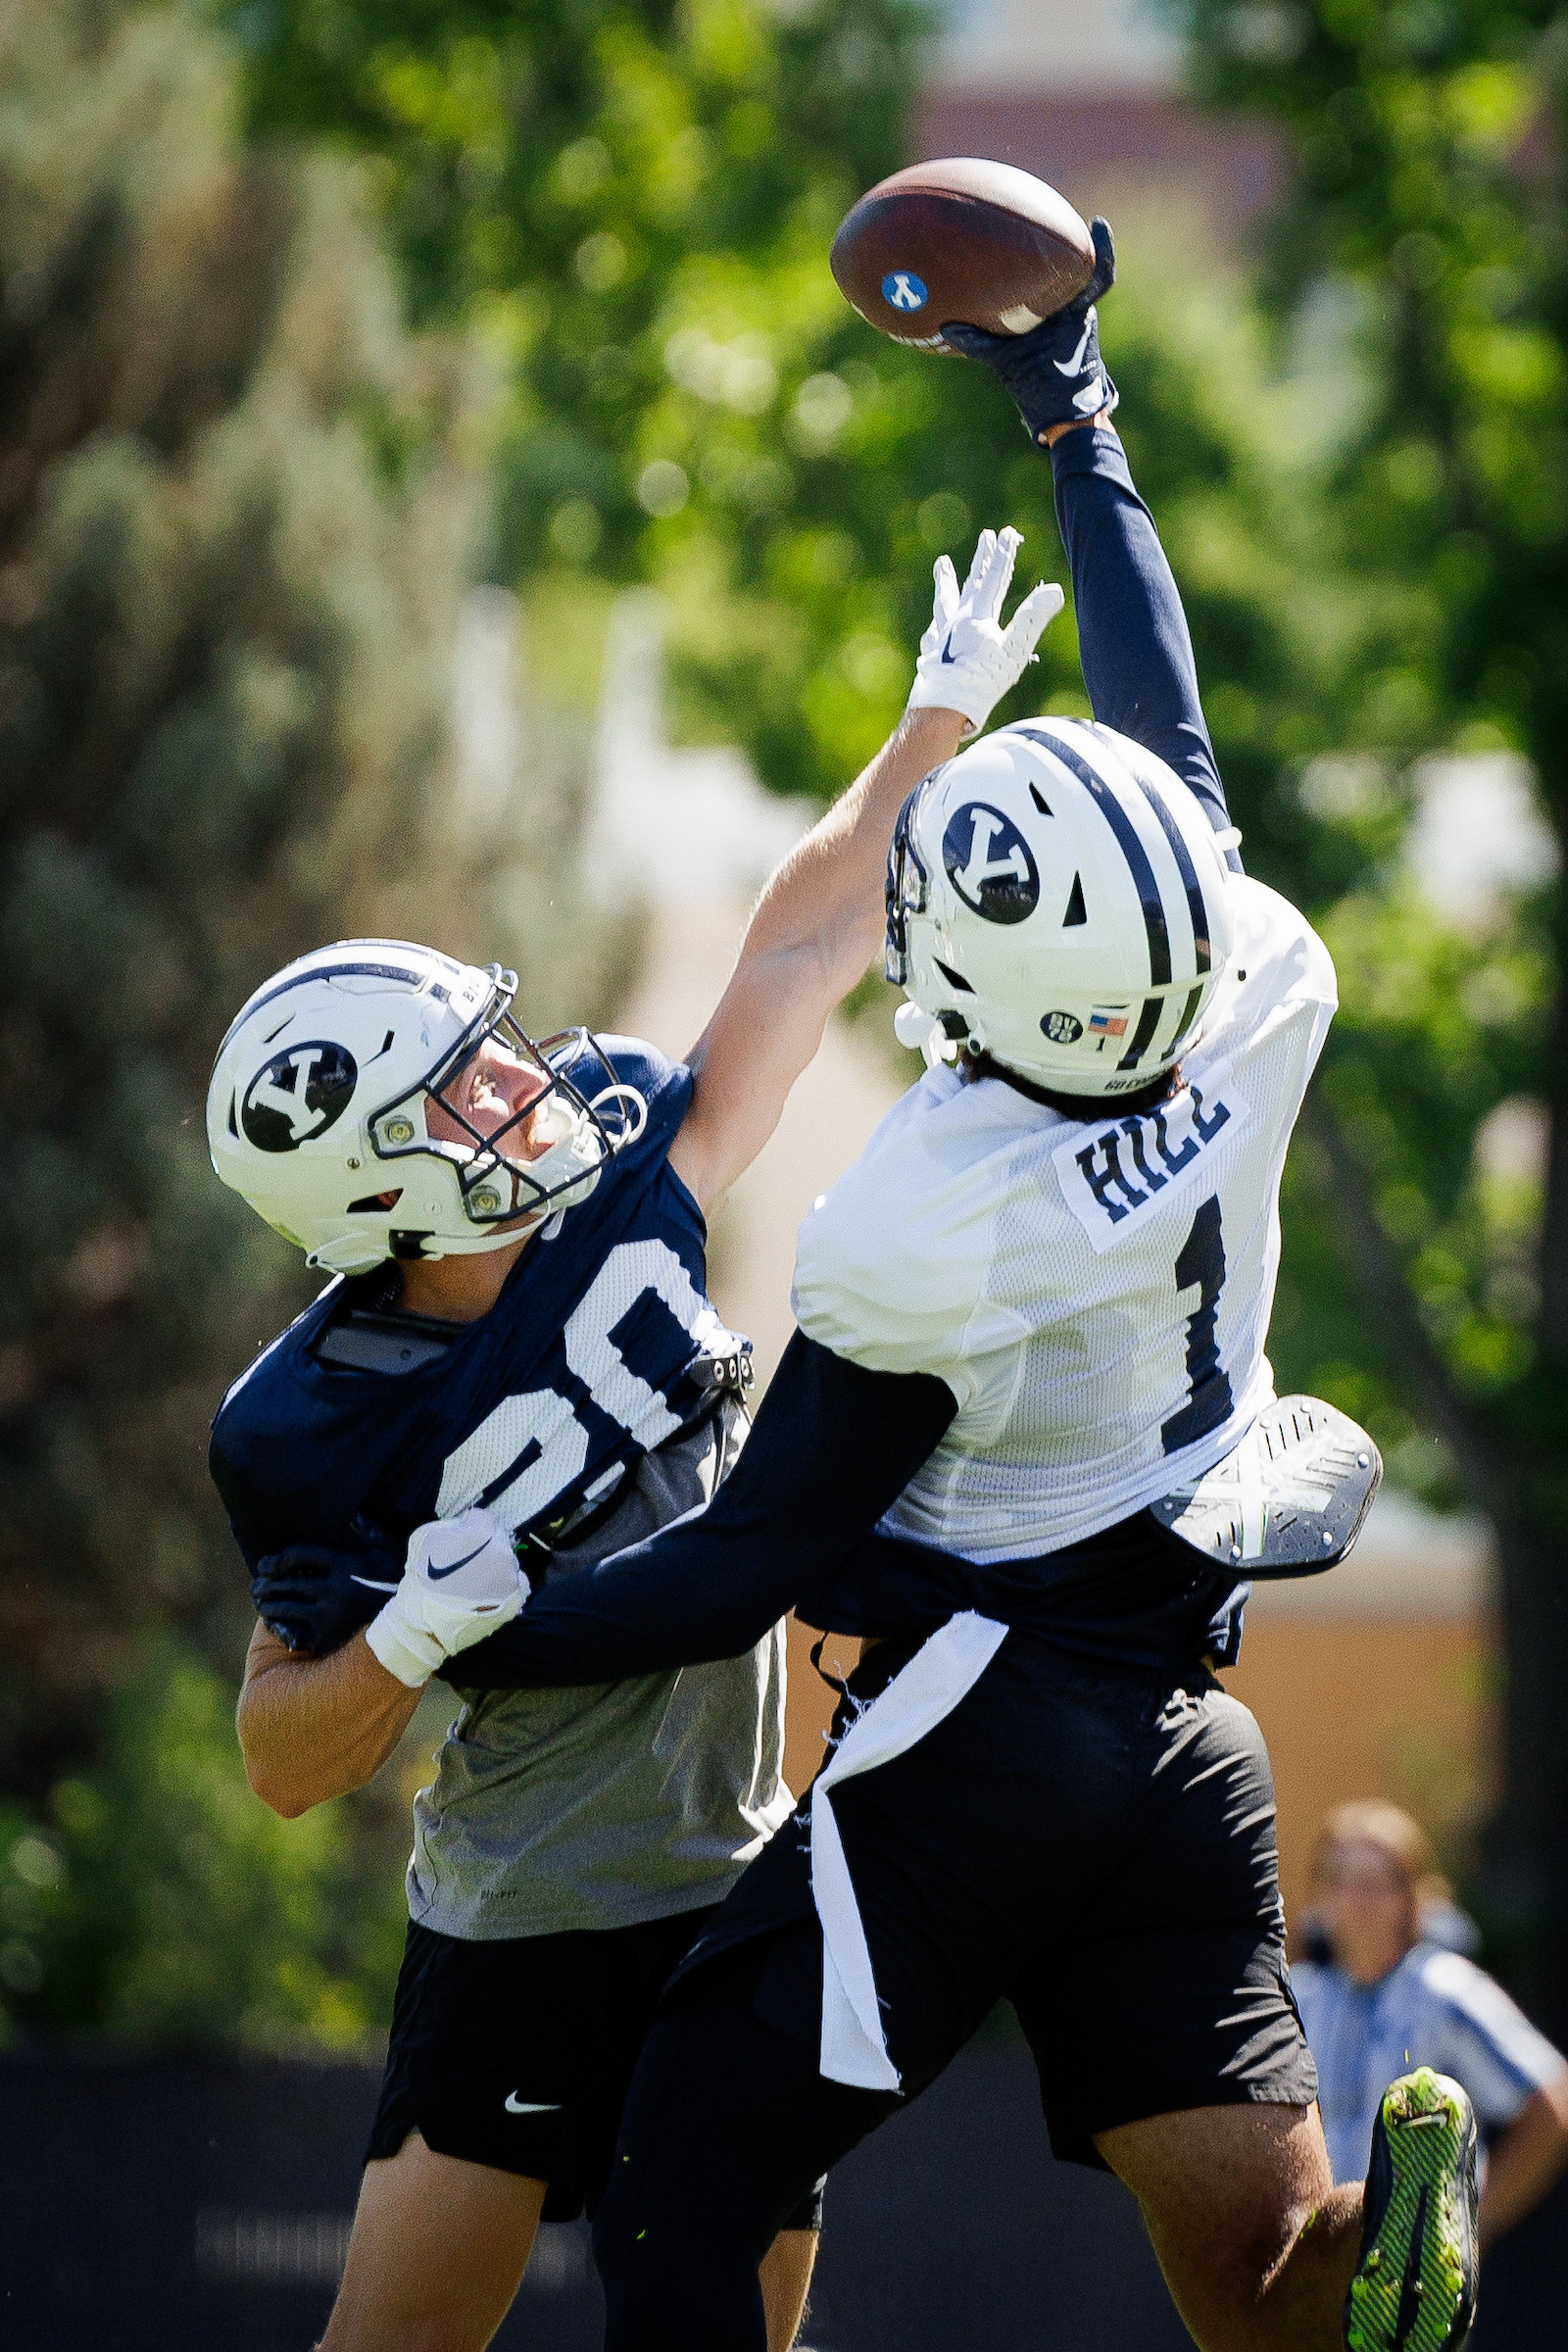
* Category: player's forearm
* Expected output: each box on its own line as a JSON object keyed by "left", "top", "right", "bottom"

{"left": 1477, "top": 2074, "right": 1568, "bottom": 2247}
{"left": 445, "top": 1334, "right": 958, "bottom": 1690}
{"left": 734, "top": 704, "right": 965, "bottom": 990}
{"left": 236, "top": 1621, "right": 420, "bottom": 1816}
{"left": 673, "top": 705, "right": 963, "bottom": 1204}
{"left": 1047, "top": 423, "right": 1234, "bottom": 848}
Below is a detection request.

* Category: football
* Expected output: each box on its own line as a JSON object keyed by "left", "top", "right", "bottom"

{"left": 830, "top": 158, "right": 1096, "bottom": 351}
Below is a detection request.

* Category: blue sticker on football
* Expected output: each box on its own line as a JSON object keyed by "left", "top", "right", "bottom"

{"left": 882, "top": 270, "right": 928, "bottom": 313}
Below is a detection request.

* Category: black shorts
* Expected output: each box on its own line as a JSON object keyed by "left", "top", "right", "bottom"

{"left": 673, "top": 1635, "right": 1318, "bottom": 2168}
{"left": 368, "top": 1906, "right": 827, "bottom": 2227}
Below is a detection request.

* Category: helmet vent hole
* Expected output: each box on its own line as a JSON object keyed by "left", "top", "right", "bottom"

{"left": 934, "top": 958, "right": 975, "bottom": 995}
{"left": 1029, "top": 784, "right": 1053, "bottom": 816}
{"left": 1062, "top": 873, "right": 1087, "bottom": 928}
{"left": 347, "top": 1190, "right": 401, "bottom": 1213}
{"left": 227, "top": 1092, "right": 238, "bottom": 1138}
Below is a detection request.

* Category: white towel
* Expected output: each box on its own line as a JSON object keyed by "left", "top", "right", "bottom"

{"left": 810, "top": 1611, "right": 1008, "bottom": 2089}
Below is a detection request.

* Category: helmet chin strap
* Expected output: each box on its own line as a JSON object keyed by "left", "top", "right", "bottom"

{"left": 962, "top": 1048, "right": 1187, "bottom": 1121}
{"left": 403, "top": 1211, "right": 554, "bottom": 1261}
{"left": 308, "top": 1200, "right": 556, "bottom": 1274}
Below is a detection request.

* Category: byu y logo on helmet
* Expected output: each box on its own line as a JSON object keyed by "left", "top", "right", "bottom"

{"left": 942, "top": 802, "right": 1039, "bottom": 924}
{"left": 241, "top": 1042, "right": 358, "bottom": 1152}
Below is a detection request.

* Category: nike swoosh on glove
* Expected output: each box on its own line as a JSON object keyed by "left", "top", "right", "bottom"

{"left": 252, "top": 1541, "right": 400, "bottom": 1657}
{"left": 942, "top": 217, "right": 1118, "bottom": 444}
{"left": 906, "top": 525, "right": 1065, "bottom": 736}
{"left": 366, "top": 1508, "right": 529, "bottom": 1689}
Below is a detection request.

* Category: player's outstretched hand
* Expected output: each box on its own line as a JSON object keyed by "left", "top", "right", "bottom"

{"left": 906, "top": 525, "right": 1065, "bottom": 736}
{"left": 252, "top": 1541, "right": 399, "bottom": 1657}
{"left": 366, "top": 1508, "right": 530, "bottom": 1689}
{"left": 943, "top": 217, "right": 1118, "bottom": 444}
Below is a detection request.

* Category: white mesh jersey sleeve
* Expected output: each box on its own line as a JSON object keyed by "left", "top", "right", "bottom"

{"left": 793, "top": 878, "right": 1337, "bottom": 1559}
{"left": 793, "top": 1068, "right": 1037, "bottom": 1411}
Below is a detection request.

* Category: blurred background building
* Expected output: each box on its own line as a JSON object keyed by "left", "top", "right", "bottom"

{"left": 921, "top": 0, "right": 1285, "bottom": 229}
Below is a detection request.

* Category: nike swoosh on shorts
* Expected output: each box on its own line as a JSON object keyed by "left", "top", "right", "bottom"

{"left": 505, "top": 2093, "right": 563, "bottom": 2115}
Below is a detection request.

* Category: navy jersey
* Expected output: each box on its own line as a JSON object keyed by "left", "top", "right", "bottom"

{"left": 212, "top": 1040, "right": 727, "bottom": 1569}
{"left": 214, "top": 1036, "right": 792, "bottom": 1942}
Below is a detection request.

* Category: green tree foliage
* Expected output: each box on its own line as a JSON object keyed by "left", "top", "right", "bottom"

{"left": 229, "top": 0, "right": 1367, "bottom": 831}
{"left": 0, "top": 1641, "right": 387, "bottom": 2044}
{"left": 1179, "top": 0, "right": 1568, "bottom": 2015}
{"left": 0, "top": 0, "right": 615, "bottom": 1866}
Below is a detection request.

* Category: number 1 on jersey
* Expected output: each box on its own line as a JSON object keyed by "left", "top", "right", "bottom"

{"left": 1161, "top": 1194, "right": 1234, "bottom": 1455}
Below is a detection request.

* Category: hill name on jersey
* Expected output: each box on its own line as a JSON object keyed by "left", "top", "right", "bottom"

{"left": 1055, "top": 1063, "right": 1251, "bottom": 1252}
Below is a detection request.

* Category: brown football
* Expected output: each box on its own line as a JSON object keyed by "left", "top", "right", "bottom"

{"left": 830, "top": 159, "right": 1096, "bottom": 351}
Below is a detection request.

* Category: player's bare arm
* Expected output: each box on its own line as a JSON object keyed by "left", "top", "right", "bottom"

{"left": 238, "top": 1618, "right": 421, "bottom": 1816}
{"left": 667, "top": 702, "right": 966, "bottom": 1210}
{"left": 669, "top": 531, "right": 1061, "bottom": 1209}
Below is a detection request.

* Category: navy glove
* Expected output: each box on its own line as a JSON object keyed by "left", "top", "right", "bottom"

{"left": 943, "top": 217, "right": 1118, "bottom": 444}
{"left": 251, "top": 1541, "right": 400, "bottom": 1657}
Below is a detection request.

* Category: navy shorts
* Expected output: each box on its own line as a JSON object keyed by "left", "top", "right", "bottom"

{"left": 368, "top": 1905, "right": 826, "bottom": 2227}
{"left": 673, "top": 1634, "right": 1317, "bottom": 2167}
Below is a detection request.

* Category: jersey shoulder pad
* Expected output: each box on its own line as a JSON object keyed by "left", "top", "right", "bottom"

{"left": 791, "top": 1073, "right": 1010, "bottom": 1405}
{"left": 1230, "top": 877, "right": 1337, "bottom": 1014}
{"left": 211, "top": 1280, "right": 339, "bottom": 1439}
{"left": 576, "top": 1035, "right": 692, "bottom": 1152}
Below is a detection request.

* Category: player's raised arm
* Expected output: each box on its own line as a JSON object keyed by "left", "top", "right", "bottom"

{"left": 666, "top": 532, "right": 1062, "bottom": 1210}
{"left": 945, "top": 222, "right": 1237, "bottom": 856}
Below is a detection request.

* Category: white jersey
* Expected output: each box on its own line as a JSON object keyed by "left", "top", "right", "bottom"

{"left": 793, "top": 876, "right": 1336, "bottom": 1560}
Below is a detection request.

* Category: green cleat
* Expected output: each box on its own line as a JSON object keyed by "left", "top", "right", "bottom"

{"left": 1344, "top": 2069, "right": 1479, "bottom": 2352}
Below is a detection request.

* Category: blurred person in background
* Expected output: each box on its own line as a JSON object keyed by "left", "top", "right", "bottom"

{"left": 1294, "top": 1801, "right": 1568, "bottom": 2249}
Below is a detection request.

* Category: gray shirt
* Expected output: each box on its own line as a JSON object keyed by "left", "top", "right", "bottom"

{"left": 407, "top": 1398, "right": 792, "bottom": 1939}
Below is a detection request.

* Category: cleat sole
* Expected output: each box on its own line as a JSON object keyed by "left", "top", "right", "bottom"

{"left": 1344, "top": 2069, "right": 1477, "bottom": 2352}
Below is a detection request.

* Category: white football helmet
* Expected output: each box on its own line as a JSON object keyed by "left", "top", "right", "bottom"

{"left": 207, "top": 941, "right": 646, "bottom": 1273}
{"left": 886, "top": 719, "right": 1238, "bottom": 1096}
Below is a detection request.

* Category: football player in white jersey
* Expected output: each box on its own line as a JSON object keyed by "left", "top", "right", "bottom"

{"left": 215, "top": 532, "right": 1060, "bottom": 2352}
{"left": 335, "top": 222, "right": 1483, "bottom": 2352}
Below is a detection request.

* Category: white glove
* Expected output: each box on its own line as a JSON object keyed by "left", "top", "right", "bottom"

{"left": 365, "top": 1507, "right": 529, "bottom": 1689}
{"left": 906, "top": 526, "right": 1065, "bottom": 736}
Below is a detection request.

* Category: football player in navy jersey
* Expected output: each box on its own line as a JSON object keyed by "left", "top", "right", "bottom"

{"left": 262, "top": 225, "right": 1483, "bottom": 2352}
{"left": 210, "top": 531, "right": 1061, "bottom": 2352}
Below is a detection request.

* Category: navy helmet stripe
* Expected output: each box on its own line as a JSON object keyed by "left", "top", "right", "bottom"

{"left": 1117, "top": 996, "right": 1164, "bottom": 1072}
{"left": 1115, "top": 758, "right": 1212, "bottom": 975}
{"left": 1014, "top": 728, "right": 1171, "bottom": 987}
{"left": 1173, "top": 984, "right": 1203, "bottom": 1047}
{"left": 218, "top": 960, "right": 426, "bottom": 1058}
